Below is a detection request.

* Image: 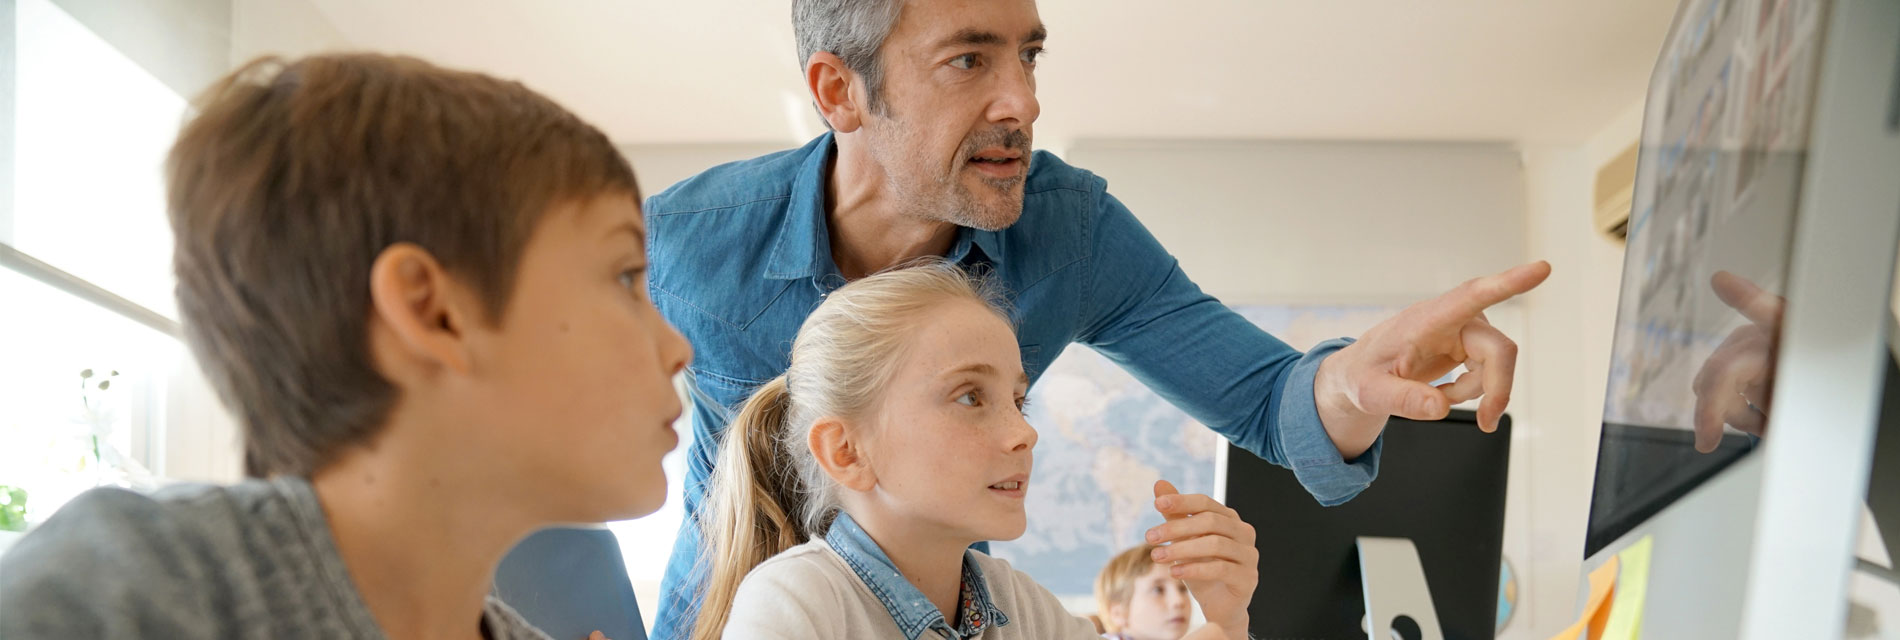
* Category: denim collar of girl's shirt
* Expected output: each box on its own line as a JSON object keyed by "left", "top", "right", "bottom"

{"left": 825, "top": 512, "right": 1012, "bottom": 639}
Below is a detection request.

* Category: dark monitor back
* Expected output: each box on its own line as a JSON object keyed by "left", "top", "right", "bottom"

{"left": 1863, "top": 350, "right": 1900, "bottom": 570}
{"left": 1225, "top": 410, "right": 1510, "bottom": 640}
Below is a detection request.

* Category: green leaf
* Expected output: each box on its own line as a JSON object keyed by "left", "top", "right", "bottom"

{"left": 98, "top": 380, "right": 111, "bottom": 391}
{"left": 0, "top": 486, "right": 26, "bottom": 532}
{"left": 80, "top": 369, "right": 93, "bottom": 379}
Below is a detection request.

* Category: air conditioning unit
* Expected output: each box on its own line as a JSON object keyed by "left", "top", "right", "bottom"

{"left": 1593, "top": 141, "right": 1638, "bottom": 242}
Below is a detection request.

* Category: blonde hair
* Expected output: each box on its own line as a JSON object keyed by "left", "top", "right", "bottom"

{"left": 691, "top": 260, "right": 1010, "bottom": 640}
{"left": 1095, "top": 544, "right": 1161, "bottom": 633}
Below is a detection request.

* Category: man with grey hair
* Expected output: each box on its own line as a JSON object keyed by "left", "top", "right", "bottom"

{"left": 645, "top": 0, "right": 1549, "bottom": 637}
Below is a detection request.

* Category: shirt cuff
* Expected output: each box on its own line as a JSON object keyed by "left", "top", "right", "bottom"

{"left": 1276, "top": 337, "right": 1382, "bottom": 506}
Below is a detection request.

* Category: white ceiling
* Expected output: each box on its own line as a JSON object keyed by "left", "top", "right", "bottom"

{"left": 307, "top": 0, "right": 1680, "bottom": 147}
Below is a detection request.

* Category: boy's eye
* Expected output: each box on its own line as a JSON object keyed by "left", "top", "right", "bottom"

{"left": 949, "top": 53, "right": 979, "bottom": 70}
{"left": 957, "top": 391, "right": 980, "bottom": 407}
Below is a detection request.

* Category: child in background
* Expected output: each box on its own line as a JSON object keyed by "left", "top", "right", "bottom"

{"left": 0, "top": 53, "right": 689, "bottom": 640}
{"left": 691, "top": 261, "right": 1259, "bottom": 640}
{"left": 1096, "top": 544, "right": 1196, "bottom": 640}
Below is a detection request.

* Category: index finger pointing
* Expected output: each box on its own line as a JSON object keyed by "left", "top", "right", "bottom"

{"left": 1428, "top": 261, "right": 1553, "bottom": 328}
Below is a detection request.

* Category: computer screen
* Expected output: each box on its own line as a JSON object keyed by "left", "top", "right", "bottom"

{"left": 1585, "top": 0, "right": 1831, "bottom": 557}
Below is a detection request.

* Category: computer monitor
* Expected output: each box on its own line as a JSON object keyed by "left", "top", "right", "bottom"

{"left": 1581, "top": 0, "right": 1900, "bottom": 635}
{"left": 1583, "top": 0, "right": 1809, "bottom": 560}
{"left": 1222, "top": 410, "right": 1510, "bottom": 640}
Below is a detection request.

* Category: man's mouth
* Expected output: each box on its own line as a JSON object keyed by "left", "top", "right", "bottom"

{"left": 967, "top": 149, "right": 1024, "bottom": 178}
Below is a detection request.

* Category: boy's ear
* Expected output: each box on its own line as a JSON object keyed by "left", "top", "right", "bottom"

{"left": 1106, "top": 603, "right": 1130, "bottom": 631}
{"left": 366, "top": 243, "right": 477, "bottom": 381}
{"left": 809, "top": 416, "right": 876, "bottom": 491}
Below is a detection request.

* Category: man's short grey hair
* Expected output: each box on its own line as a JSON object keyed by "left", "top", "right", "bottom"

{"left": 793, "top": 0, "right": 905, "bottom": 117}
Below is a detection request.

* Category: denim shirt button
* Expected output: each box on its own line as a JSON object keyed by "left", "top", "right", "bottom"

{"left": 816, "top": 273, "right": 847, "bottom": 293}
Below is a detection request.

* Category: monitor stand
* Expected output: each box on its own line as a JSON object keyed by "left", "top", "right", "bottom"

{"left": 1358, "top": 536, "right": 1446, "bottom": 640}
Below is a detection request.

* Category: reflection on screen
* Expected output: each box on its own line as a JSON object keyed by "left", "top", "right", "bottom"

{"left": 1586, "top": 0, "right": 1829, "bottom": 557}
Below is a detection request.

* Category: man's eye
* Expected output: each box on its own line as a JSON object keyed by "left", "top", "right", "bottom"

{"left": 618, "top": 268, "right": 646, "bottom": 292}
{"left": 950, "top": 53, "right": 979, "bottom": 70}
{"left": 1021, "top": 47, "right": 1045, "bottom": 65}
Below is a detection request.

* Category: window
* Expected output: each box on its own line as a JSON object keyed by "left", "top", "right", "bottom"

{"left": 1, "top": 0, "right": 235, "bottom": 538}
{"left": 12, "top": 0, "right": 185, "bottom": 318}
{"left": 0, "top": 265, "right": 184, "bottom": 521}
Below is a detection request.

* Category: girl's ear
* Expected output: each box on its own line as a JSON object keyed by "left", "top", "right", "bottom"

{"left": 810, "top": 416, "right": 877, "bottom": 491}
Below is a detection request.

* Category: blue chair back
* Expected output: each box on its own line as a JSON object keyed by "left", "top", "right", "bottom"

{"left": 495, "top": 526, "right": 646, "bottom": 640}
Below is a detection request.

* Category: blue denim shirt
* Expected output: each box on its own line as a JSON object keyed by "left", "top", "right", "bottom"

{"left": 824, "top": 512, "right": 1009, "bottom": 639}
{"left": 644, "top": 133, "right": 1383, "bottom": 639}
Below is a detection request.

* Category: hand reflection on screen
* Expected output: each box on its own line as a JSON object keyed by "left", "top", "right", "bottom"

{"left": 1691, "top": 271, "right": 1784, "bottom": 452}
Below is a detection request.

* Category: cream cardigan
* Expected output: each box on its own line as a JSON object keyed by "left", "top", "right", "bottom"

{"left": 722, "top": 537, "right": 1101, "bottom": 639}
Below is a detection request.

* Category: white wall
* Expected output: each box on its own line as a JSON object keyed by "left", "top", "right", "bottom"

{"left": 620, "top": 142, "right": 796, "bottom": 197}
{"left": 1513, "top": 99, "right": 1642, "bottom": 639}
{"left": 229, "top": 0, "right": 346, "bottom": 66}
{"left": 1066, "top": 140, "right": 1528, "bottom": 304}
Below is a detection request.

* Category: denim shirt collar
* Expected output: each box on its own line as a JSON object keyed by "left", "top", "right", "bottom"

{"left": 764, "top": 133, "right": 1006, "bottom": 283}
{"left": 826, "top": 512, "right": 1011, "bottom": 639}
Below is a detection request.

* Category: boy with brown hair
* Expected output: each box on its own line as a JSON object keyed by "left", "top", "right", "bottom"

{"left": 0, "top": 53, "right": 690, "bottom": 640}
{"left": 1096, "top": 544, "right": 1196, "bottom": 640}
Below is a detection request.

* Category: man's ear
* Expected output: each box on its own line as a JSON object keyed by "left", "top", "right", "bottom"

{"left": 806, "top": 51, "right": 866, "bottom": 133}
{"left": 809, "top": 416, "right": 877, "bottom": 491}
{"left": 365, "top": 243, "right": 478, "bottom": 383}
